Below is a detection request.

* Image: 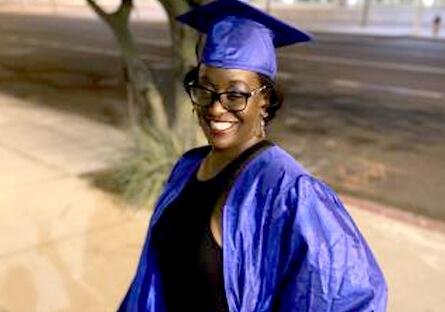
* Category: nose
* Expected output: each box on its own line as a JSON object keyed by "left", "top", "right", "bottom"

{"left": 206, "top": 98, "right": 228, "bottom": 116}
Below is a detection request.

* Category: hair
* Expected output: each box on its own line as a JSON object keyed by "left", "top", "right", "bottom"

{"left": 256, "top": 72, "right": 283, "bottom": 125}
{"left": 182, "top": 65, "right": 284, "bottom": 126}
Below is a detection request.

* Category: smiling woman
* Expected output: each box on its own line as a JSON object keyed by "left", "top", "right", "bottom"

{"left": 118, "top": 0, "right": 387, "bottom": 311}
{"left": 187, "top": 65, "right": 269, "bottom": 152}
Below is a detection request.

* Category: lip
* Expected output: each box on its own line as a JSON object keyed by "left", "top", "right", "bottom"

{"left": 204, "top": 117, "right": 238, "bottom": 123}
{"left": 204, "top": 118, "right": 239, "bottom": 137}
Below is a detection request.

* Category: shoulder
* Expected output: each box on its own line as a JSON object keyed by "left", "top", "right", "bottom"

{"left": 242, "top": 143, "right": 358, "bottom": 242}
{"left": 163, "top": 145, "right": 210, "bottom": 185}
{"left": 248, "top": 144, "right": 341, "bottom": 203}
{"left": 256, "top": 144, "right": 307, "bottom": 174}
{"left": 179, "top": 144, "right": 211, "bottom": 164}
{"left": 182, "top": 144, "right": 212, "bottom": 159}
{"left": 282, "top": 175, "right": 388, "bottom": 310}
{"left": 242, "top": 143, "right": 310, "bottom": 186}
{"left": 233, "top": 145, "right": 387, "bottom": 308}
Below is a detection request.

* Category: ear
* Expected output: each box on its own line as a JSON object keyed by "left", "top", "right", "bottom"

{"left": 258, "top": 95, "right": 269, "bottom": 111}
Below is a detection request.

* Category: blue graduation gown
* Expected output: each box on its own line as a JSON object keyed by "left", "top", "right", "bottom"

{"left": 118, "top": 144, "right": 387, "bottom": 312}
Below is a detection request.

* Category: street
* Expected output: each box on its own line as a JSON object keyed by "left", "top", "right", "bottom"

{"left": 1, "top": 13, "right": 444, "bottom": 220}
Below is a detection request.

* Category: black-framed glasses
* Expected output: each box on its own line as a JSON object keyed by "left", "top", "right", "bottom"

{"left": 185, "top": 84, "right": 267, "bottom": 112}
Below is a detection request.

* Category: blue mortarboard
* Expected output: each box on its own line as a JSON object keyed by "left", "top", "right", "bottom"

{"left": 176, "top": 0, "right": 312, "bottom": 80}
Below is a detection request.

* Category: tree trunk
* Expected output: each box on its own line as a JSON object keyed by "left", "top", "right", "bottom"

{"left": 86, "top": 0, "right": 169, "bottom": 135}
{"left": 169, "top": 15, "right": 200, "bottom": 150}
{"left": 85, "top": 0, "right": 211, "bottom": 207}
{"left": 87, "top": 0, "right": 208, "bottom": 150}
{"left": 159, "top": 0, "right": 207, "bottom": 150}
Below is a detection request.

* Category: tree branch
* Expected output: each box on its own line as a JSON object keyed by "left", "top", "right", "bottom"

{"left": 159, "top": 0, "right": 189, "bottom": 17}
{"left": 186, "top": 0, "right": 207, "bottom": 7}
{"left": 114, "top": 0, "right": 133, "bottom": 21}
{"left": 85, "top": 0, "right": 109, "bottom": 22}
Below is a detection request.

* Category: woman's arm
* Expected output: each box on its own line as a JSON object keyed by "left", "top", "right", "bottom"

{"left": 274, "top": 175, "right": 388, "bottom": 312}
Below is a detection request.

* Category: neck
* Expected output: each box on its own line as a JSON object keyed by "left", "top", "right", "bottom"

{"left": 214, "top": 135, "right": 262, "bottom": 156}
{"left": 203, "top": 136, "right": 265, "bottom": 176}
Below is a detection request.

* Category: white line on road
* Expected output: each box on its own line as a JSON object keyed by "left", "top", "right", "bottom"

{"left": 332, "top": 79, "right": 444, "bottom": 100}
{"left": 2, "top": 35, "right": 444, "bottom": 98}
{"left": 5, "top": 34, "right": 445, "bottom": 76}
{"left": 1, "top": 35, "right": 169, "bottom": 63}
{"left": 1, "top": 36, "right": 171, "bottom": 73}
{"left": 136, "top": 38, "right": 445, "bottom": 76}
{"left": 280, "top": 53, "right": 445, "bottom": 76}
{"left": 3, "top": 35, "right": 120, "bottom": 57}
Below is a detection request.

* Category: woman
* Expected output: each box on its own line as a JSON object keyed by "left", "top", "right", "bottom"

{"left": 118, "top": 1, "right": 387, "bottom": 311}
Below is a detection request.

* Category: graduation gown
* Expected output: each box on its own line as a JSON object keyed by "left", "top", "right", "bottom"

{"left": 118, "top": 144, "right": 388, "bottom": 312}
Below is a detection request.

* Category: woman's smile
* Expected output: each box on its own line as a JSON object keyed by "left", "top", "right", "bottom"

{"left": 204, "top": 118, "right": 239, "bottom": 137}
{"left": 196, "top": 65, "right": 267, "bottom": 151}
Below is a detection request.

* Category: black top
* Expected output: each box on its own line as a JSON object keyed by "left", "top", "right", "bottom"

{"left": 151, "top": 140, "right": 273, "bottom": 312}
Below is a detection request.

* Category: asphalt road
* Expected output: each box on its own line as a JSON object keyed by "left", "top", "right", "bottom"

{"left": 1, "top": 13, "right": 444, "bottom": 220}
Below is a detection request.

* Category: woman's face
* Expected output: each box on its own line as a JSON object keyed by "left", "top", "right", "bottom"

{"left": 195, "top": 65, "right": 267, "bottom": 151}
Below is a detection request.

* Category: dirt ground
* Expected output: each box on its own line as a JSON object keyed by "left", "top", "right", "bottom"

{"left": 270, "top": 82, "right": 445, "bottom": 221}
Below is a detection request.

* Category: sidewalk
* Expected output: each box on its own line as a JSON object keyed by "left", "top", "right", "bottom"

{"left": 1, "top": 92, "right": 445, "bottom": 311}
{"left": 0, "top": 93, "right": 148, "bottom": 311}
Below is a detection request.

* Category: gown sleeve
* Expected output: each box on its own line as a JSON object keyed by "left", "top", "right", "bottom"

{"left": 275, "top": 175, "right": 388, "bottom": 312}
{"left": 117, "top": 155, "right": 188, "bottom": 312}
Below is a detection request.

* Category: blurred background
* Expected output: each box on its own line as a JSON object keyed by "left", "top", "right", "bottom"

{"left": 0, "top": 0, "right": 444, "bottom": 311}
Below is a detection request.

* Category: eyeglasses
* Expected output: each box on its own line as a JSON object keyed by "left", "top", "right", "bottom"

{"left": 185, "top": 84, "right": 266, "bottom": 112}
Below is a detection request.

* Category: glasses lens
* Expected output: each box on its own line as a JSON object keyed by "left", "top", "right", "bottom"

{"left": 189, "top": 86, "right": 213, "bottom": 107}
{"left": 220, "top": 92, "right": 247, "bottom": 111}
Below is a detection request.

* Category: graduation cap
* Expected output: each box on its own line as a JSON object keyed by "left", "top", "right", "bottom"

{"left": 176, "top": 0, "right": 312, "bottom": 80}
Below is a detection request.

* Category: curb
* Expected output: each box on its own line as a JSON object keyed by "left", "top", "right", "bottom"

{"left": 310, "top": 29, "right": 445, "bottom": 42}
{"left": 341, "top": 194, "right": 445, "bottom": 235}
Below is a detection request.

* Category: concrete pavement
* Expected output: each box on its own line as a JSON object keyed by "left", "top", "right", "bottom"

{"left": 0, "top": 92, "right": 149, "bottom": 311}
{"left": 1, "top": 91, "right": 445, "bottom": 311}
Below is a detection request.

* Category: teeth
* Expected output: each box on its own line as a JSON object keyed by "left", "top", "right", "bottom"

{"left": 209, "top": 121, "right": 234, "bottom": 131}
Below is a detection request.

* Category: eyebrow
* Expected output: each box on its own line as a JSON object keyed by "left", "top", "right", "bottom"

{"left": 199, "top": 76, "right": 216, "bottom": 87}
{"left": 227, "top": 80, "right": 250, "bottom": 86}
{"left": 199, "top": 76, "right": 250, "bottom": 88}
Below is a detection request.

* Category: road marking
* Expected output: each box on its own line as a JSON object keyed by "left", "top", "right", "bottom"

{"left": 3, "top": 30, "right": 445, "bottom": 75}
{"left": 2, "top": 35, "right": 120, "bottom": 56}
{"left": 280, "top": 53, "right": 445, "bottom": 76}
{"left": 332, "top": 79, "right": 444, "bottom": 100}
{"left": 3, "top": 34, "right": 445, "bottom": 83}
{"left": 1, "top": 35, "right": 169, "bottom": 62}
{"left": 135, "top": 38, "right": 445, "bottom": 76}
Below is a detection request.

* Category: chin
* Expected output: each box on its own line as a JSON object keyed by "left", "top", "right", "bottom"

{"left": 200, "top": 119, "right": 242, "bottom": 151}
{"left": 209, "top": 138, "right": 237, "bottom": 151}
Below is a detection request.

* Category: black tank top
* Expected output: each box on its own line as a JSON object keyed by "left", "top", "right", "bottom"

{"left": 151, "top": 140, "right": 273, "bottom": 312}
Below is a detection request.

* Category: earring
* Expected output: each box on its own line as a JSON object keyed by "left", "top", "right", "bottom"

{"left": 257, "top": 110, "right": 268, "bottom": 138}
{"left": 261, "top": 110, "right": 269, "bottom": 120}
{"left": 261, "top": 119, "right": 266, "bottom": 138}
